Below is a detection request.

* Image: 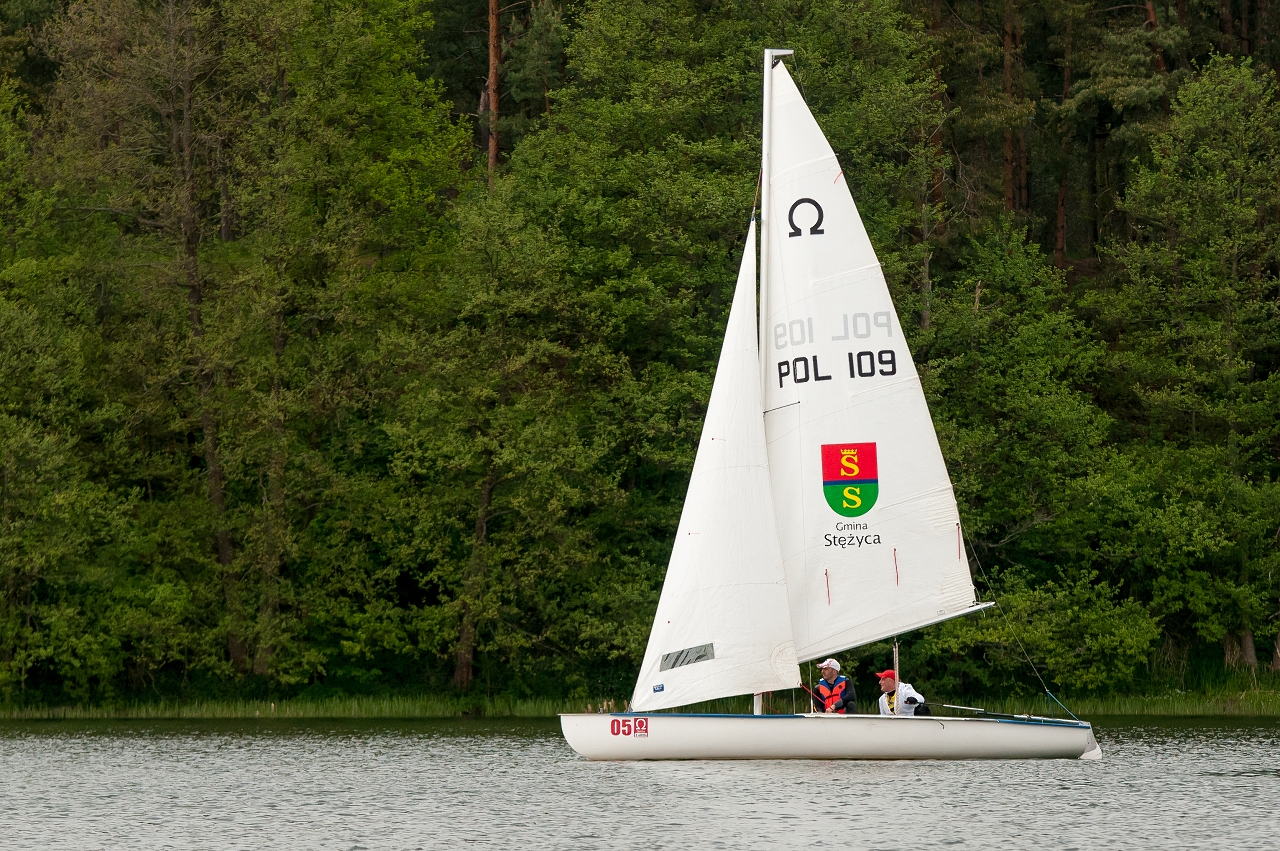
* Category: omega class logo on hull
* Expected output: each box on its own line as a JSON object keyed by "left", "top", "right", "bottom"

{"left": 821, "top": 443, "right": 878, "bottom": 517}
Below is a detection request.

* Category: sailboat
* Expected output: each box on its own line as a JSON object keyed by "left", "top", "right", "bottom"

{"left": 560, "top": 50, "right": 1101, "bottom": 761}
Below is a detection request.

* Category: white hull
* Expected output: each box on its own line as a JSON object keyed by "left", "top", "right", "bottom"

{"left": 561, "top": 713, "right": 1101, "bottom": 761}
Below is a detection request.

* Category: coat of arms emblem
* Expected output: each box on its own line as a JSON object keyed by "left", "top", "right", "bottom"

{"left": 821, "top": 443, "right": 878, "bottom": 517}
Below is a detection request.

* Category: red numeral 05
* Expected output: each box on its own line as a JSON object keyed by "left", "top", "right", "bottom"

{"left": 609, "top": 718, "right": 635, "bottom": 736}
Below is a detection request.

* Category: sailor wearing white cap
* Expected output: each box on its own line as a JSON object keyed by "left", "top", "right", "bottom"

{"left": 811, "top": 658, "right": 857, "bottom": 714}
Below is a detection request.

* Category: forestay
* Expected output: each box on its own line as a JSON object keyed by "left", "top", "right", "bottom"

{"left": 760, "top": 63, "right": 985, "bottom": 662}
{"left": 630, "top": 223, "right": 802, "bottom": 712}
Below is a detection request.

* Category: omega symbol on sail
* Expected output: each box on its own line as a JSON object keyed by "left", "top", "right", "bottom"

{"left": 787, "top": 198, "right": 824, "bottom": 236}
{"left": 821, "top": 443, "right": 878, "bottom": 517}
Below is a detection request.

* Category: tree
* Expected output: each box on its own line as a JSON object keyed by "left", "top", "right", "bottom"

{"left": 1102, "top": 56, "right": 1280, "bottom": 669}
{"left": 901, "top": 223, "right": 1164, "bottom": 693}
{"left": 386, "top": 189, "right": 637, "bottom": 692}
{"left": 41, "top": 0, "right": 250, "bottom": 663}
{"left": 921, "top": 569, "right": 1160, "bottom": 694}
{"left": 20, "top": 0, "right": 468, "bottom": 693}
{"left": 6, "top": 0, "right": 1280, "bottom": 705}
{"left": 0, "top": 78, "right": 148, "bottom": 703}
{"left": 0, "top": 0, "right": 58, "bottom": 98}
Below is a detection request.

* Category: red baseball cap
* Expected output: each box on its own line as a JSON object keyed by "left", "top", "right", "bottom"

{"left": 874, "top": 669, "right": 897, "bottom": 680}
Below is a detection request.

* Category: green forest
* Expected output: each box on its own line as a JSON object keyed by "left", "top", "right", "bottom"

{"left": 0, "top": 0, "right": 1277, "bottom": 710}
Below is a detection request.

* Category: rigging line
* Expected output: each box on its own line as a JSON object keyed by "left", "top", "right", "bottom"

{"left": 962, "top": 529, "right": 1079, "bottom": 722}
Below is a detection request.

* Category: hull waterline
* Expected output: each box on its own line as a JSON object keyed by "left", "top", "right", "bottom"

{"left": 561, "top": 713, "right": 1102, "bottom": 761}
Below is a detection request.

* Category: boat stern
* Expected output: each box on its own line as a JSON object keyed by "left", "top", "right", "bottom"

{"left": 1078, "top": 725, "right": 1103, "bottom": 760}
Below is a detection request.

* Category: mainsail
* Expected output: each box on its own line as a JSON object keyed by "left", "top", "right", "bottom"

{"left": 759, "top": 61, "right": 985, "bottom": 663}
{"left": 630, "top": 222, "right": 802, "bottom": 712}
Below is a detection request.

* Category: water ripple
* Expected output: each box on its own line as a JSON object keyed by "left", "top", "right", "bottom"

{"left": 0, "top": 717, "right": 1276, "bottom": 849}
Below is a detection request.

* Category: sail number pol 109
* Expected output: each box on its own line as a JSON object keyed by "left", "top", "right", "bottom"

{"left": 610, "top": 717, "right": 649, "bottom": 737}
{"left": 778, "top": 351, "right": 896, "bottom": 387}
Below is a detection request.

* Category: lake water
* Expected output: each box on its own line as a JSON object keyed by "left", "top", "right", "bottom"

{"left": 1, "top": 716, "right": 1276, "bottom": 849}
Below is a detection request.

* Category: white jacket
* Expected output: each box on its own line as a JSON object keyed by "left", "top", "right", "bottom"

{"left": 878, "top": 682, "right": 925, "bottom": 716}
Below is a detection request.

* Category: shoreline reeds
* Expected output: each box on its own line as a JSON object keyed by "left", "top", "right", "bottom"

{"left": 4, "top": 688, "right": 1280, "bottom": 721}
{"left": 977, "top": 690, "right": 1280, "bottom": 718}
{"left": 0, "top": 695, "right": 583, "bottom": 721}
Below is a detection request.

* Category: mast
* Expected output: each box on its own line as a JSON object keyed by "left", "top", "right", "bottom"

{"left": 892, "top": 638, "right": 900, "bottom": 715}
{"left": 759, "top": 48, "right": 792, "bottom": 390}
{"left": 755, "top": 47, "right": 794, "bottom": 718}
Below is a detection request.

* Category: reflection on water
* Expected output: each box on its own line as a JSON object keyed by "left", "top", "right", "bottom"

{"left": 1, "top": 716, "right": 1276, "bottom": 849}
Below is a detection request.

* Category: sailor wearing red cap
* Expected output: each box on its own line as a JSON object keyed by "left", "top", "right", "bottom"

{"left": 811, "top": 659, "right": 857, "bottom": 714}
{"left": 875, "top": 670, "right": 927, "bottom": 716}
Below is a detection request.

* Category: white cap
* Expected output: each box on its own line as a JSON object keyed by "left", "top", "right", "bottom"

{"left": 817, "top": 658, "right": 840, "bottom": 672}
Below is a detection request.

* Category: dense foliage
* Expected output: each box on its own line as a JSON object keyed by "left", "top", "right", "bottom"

{"left": 0, "top": 0, "right": 1277, "bottom": 705}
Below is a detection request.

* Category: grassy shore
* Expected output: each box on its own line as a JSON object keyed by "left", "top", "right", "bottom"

{"left": 4, "top": 688, "right": 1280, "bottom": 721}
{"left": 979, "top": 690, "right": 1280, "bottom": 717}
{"left": 0, "top": 695, "right": 586, "bottom": 721}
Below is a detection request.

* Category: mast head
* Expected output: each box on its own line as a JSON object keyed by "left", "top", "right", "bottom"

{"left": 764, "top": 48, "right": 793, "bottom": 68}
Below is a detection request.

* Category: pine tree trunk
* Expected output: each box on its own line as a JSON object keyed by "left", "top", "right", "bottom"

{"left": 1055, "top": 172, "right": 1068, "bottom": 267}
{"left": 487, "top": 0, "right": 500, "bottom": 189}
{"left": 1271, "top": 624, "right": 1280, "bottom": 672}
{"left": 1015, "top": 20, "right": 1028, "bottom": 213}
{"left": 929, "top": 0, "right": 946, "bottom": 234}
{"left": 919, "top": 0, "right": 944, "bottom": 331}
{"left": 920, "top": 231, "right": 932, "bottom": 331}
{"left": 1002, "top": 4, "right": 1015, "bottom": 212}
{"left": 1175, "top": 0, "right": 1190, "bottom": 66}
{"left": 1018, "top": 128, "right": 1029, "bottom": 212}
{"left": 1055, "top": 18, "right": 1072, "bottom": 268}
{"left": 174, "top": 63, "right": 244, "bottom": 670}
{"left": 453, "top": 466, "right": 499, "bottom": 690}
{"left": 1144, "top": 3, "right": 1171, "bottom": 114}
{"left": 1145, "top": 3, "right": 1167, "bottom": 72}
{"left": 253, "top": 317, "right": 288, "bottom": 676}
{"left": 1221, "top": 0, "right": 1236, "bottom": 53}
{"left": 1087, "top": 130, "right": 1099, "bottom": 255}
{"left": 203, "top": 404, "right": 246, "bottom": 668}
